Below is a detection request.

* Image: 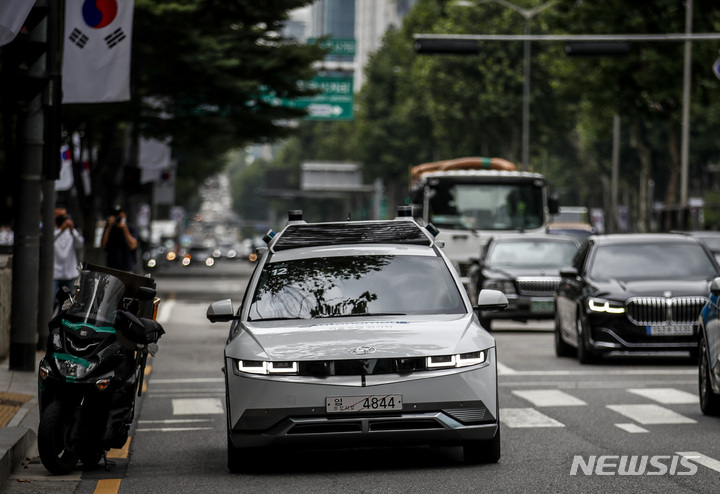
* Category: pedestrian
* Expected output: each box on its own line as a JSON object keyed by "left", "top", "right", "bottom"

{"left": 101, "top": 205, "right": 139, "bottom": 272}
{"left": 53, "top": 207, "right": 84, "bottom": 298}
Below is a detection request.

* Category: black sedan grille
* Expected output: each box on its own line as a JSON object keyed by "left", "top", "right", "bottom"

{"left": 626, "top": 297, "right": 707, "bottom": 326}
{"left": 516, "top": 277, "right": 560, "bottom": 296}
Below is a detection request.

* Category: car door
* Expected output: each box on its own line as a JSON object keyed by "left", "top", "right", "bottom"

{"left": 556, "top": 240, "right": 592, "bottom": 345}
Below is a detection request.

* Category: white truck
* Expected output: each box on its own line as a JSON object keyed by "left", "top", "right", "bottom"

{"left": 408, "top": 157, "right": 559, "bottom": 300}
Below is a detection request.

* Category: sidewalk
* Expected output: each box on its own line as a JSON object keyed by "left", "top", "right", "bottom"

{"left": 0, "top": 353, "right": 41, "bottom": 491}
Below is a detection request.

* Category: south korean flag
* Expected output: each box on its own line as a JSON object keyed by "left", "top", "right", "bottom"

{"left": 62, "top": 0, "right": 134, "bottom": 103}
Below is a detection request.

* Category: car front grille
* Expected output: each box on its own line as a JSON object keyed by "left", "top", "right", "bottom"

{"left": 626, "top": 296, "right": 707, "bottom": 326}
{"left": 516, "top": 277, "right": 560, "bottom": 296}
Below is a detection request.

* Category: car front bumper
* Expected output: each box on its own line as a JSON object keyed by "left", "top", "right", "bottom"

{"left": 585, "top": 313, "right": 698, "bottom": 353}
{"left": 225, "top": 349, "right": 499, "bottom": 450}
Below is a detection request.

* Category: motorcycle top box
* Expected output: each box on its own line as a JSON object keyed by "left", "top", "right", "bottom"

{"left": 38, "top": 263, "right": 164, "bottom": 475}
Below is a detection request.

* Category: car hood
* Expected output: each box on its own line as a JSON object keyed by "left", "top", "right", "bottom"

{"left": 485, "top": 266, "right": 562, "bottom": 278}
{"left": 225, "top": 314, "right": 495, "bottom": 361}
{"left": 592, "top": 278, "right": 711, "bottom": 299}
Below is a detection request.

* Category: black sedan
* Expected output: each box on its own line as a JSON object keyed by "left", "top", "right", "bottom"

{"left": 697, "top": 277, "right": 720, "bottom": 415}
{"left": 470, "top": 233, "right": 580, "bottom": 330}
{"left": 555, "top": 234, "right": 720, "bottom": 364}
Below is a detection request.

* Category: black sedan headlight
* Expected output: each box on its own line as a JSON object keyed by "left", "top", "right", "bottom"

{"left": 587, "top": 297, "right": 626, "bottom": 314}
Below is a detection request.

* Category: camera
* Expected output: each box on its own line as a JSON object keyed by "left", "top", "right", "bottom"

{"left": 55, "top": 215, "right": 68, "bottom": 227}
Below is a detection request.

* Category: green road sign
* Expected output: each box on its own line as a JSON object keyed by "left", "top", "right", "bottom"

{"left": 307, "top": 38, "right": 356, "bottom": 57}
{"left": 284, "top": 76, "right": 354, "bottom": 121}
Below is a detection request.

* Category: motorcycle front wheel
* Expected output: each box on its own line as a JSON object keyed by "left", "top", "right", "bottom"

{"left": 38, "top": 400, "right": 81, "bottom": 475}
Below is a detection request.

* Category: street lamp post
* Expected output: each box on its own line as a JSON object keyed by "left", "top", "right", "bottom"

{"left": 477, "top": 0, "right": 556, "bottom": 171}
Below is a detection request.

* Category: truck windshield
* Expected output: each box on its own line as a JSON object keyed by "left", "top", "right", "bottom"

{"left": 426, "top": 182, "right": 545, "bottom": 231}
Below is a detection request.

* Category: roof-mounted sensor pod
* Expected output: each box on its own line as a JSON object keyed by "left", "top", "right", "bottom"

{"left": 425, "top": 223, "right": 440, "bottom": 237}
{"left": 288, "top": 210, "right": 303, "bottom": 222}
{"left": 397, "top": 206, "right": 413, "bottom": 218}
{"left": 263, "top": 230, "right": 276, "bottom": 245}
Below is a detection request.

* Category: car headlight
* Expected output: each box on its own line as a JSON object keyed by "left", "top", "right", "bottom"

{"left": 167, "top": 252, "right": 177, "bottom": 261}
{"left": 205, "top": 257, "right": 215, "bottom": 267}
{"left": 53, "top": 353, "right": 97, "bottom": 379}
{"left": 427, "top": 350, "right": 487, "bottom": 369}
{"left": 237, "top": 360, "right": 298, "bottom": 375}
{"left": 483, "top": 279, "right": 516, "bottom": 295}
{"left": 588, "top": 298, "right": 626, "bottom": 314}
{"left": 146, "top": 259, "right": 157, "bottom": 268}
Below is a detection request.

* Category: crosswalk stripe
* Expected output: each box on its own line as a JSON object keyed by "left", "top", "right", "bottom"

{"left": 607, "top": 404, "right": 696, "bottom": 424}
{"left": 676, "top": 452, "right": 720, "bottom": 473}
{"left": 627, "top": 388, "right": 697, "bottom": 404}
{"left": 500, "top": 408, "right": 565, "bottom": 428}
{"left": 512, "top": 389, "right": 587, "bottom": 407}
{"left": 172, "top": 398, "right": 224, "bottom": 415}
{"left": 614, "top": 423, "right": 649, "bottom": 433}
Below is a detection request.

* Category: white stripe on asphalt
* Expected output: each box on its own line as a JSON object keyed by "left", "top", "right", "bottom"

{"left": 172, "top": 398, "right": 224, "bottom": 415}
{"left": 136, "top": 427, "right": 216, "bottom": 432}
{"left": 500, "top": 369, "right": 696, "bottom": 376}
{"left": 500, "top": 408, "right": 565, "bottom": 428}
{"left": 150, "top": 378, "right": 224, "bottom": 384}
{"left": 156, "top": 299, "right": 175, "bottom": 324}
{"left": 614, "top": 423, "right": 649, "bottom": 433}
{"left": 676, "top": 452, "right": 720, "bottom": 473}
{"left": 512, "top": 389, "right": 587, "bottom": 407}
{"left": 607, "top": 404, "right": 696, "bottom": 424}
{"left": 627, "top": 388, "right": 697, "bottom": 404}
{"left": 138, "top": 419, "right": 213, "bottom": 424}
{"left": 497, "top": 362, "right": 517, "bottom": 375}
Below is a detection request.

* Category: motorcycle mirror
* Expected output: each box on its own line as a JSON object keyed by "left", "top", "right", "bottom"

{"left": 134, "top": 286, "right": 157, "bottom": 301}
{"left": 55, "top": 286, "right": 73, "bottom": 304}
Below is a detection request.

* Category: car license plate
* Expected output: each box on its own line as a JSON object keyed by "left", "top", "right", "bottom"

{"left": 326, "top": 395, "right": 403, "bottom": 413}
{"left": 530, "top": 299, "right": 555, "bottom": 313}
{"left": 647, "top": 325, "right": 694, "bottom": 336}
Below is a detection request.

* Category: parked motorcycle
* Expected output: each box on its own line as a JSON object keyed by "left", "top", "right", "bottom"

{"left": 38, "top": 263, "right": 165, "bottom": 474}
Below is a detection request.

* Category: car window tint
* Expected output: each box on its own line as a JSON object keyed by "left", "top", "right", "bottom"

{"left": 589, "top": 243, "right": 717, "bottom": 281}
{"left": 487, "top": 241, "right": 578, "bottom": 268}
{"left": 248, "top": 255, "right": 465, "bottom": 320}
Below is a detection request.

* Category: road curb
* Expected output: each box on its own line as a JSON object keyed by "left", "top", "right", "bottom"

{"left": 0, "top": 426, "right": 37, "bottom": 491}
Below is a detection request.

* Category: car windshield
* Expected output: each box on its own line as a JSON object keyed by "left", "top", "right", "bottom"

{"left": 426, "top": 182, "right": 545, "bottom": 231}
{"left": 248, "top": 255, "right": 465, "bottom": 321}
{"left": 487, "top": 240, "right": 578, "bottom": 269}
{"left": 589, "top": 243, "right": 717, "bottom": 281}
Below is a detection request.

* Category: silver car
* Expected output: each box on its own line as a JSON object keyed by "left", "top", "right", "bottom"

{"left": 207, "top": 207, "right": 507, "bottom": 471}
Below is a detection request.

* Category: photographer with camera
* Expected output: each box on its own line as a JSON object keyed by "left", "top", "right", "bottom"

{"left": 54, "top": 206, "right": 84, "bottom": 297}
{"left": 101, "top": 205, "right": 139, "bottom": 272}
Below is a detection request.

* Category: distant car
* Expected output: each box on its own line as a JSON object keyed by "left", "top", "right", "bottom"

{"left": 673, "top": 231, "right": 720, "bottom": 264}
{"left": 469, "top": 233, "right": 580, "bottom": 330}
{"left": 555, "top": 234, "right": 720, "bottom": 364}
{"left": 207, "top": 207, "right": 507, "bottom": 471}
{"left": 698, "top": 277, "right": 720, "bottom": 416}
{"left": 182, "top": 246, "right": 215, "bottom": 267}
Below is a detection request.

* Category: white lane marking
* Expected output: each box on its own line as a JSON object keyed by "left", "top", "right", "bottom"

{"left": 150, "top": 378, "right": 224, "bottom": 384}
{"left": 512, "top": 389, "right": 587, "bottom": 407}
{"left": 136, "top": 427, "right": 215, "bottom": 432}
{"left": 614, "top": 423, "right": 649, "bottom": 433}
{"left": 676, "top": 452, "right": 720, "bottom": 473}
{"left": 500, "top": 369, "right": 696, "bottom": 376}
{"left": 139, "top": 419, "right": 213, "bottom": 424}
{"left": 500, "top": 408, "right": 565, "bottom": 428}
{"left": 497, "top": 362, "right": 517, "bottom": 375}
{"left": 172, "top": 398, "right": 224, "bottom": 415}
{"left": 607, "top": 404, "right": 696, "bottom": 424}
{"left": 156, "top": 299, "right": 176, "bottom": 324}
{"left": 627, "top": 388, "right": 697, "bottom": 404}
{"left": 500, "top": 379, "right": 693, "bottom": 389}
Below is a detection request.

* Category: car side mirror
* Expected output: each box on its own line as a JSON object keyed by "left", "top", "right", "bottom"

{"left": 135, "top": 286, "right": 157, "bottom": 301}
{"left": 711, "top": 277, "right": 720, "bottom": 296}
{"left": 548, "top": 193, "right": 560, "bottom": 215}
{"left": 559, "top": 267, "right": 578, "bottom": 279}
{"left": 475, "top": 289, "right": 508, "bottom": 312}
{"left": 207, "top": 299, "right": 237, "bottom": 323}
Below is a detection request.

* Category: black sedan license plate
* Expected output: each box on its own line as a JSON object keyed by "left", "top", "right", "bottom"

{"left": 326, "top": 395, "right": 403, "bottom": 413}
{"left": 647, "top": 325, "right": 694, "bottom": 336}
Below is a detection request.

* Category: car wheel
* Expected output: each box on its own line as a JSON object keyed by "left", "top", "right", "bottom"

{"left": 554, "top": 316, "right": 574, "bottom": 357}
{"left": 699, "top": 335, "right": 720, "bottom": 416}
{"left": 576, "top": 313, "right": 596, "bottom": 365}
{"left": 463, "top": 427, "right": 500, "bottom": 464}
{"left": 227, "top": 434, "right": 245, "bottom": 473}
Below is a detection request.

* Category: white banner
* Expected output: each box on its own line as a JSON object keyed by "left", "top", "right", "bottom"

{"left": 62, "top": 0, "right": 134, "bottom": 103}
{"left": 0, "top": 1, "right": 36, "bottom": 47}
{"left": 139, "top": 137, "right": 172, "bottom": 184}
{"left": 55, "top": 145, "right": 74, "bottom": 191}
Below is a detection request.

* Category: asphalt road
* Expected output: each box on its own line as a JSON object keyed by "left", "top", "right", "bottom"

{"left": 8, "top": 260, "right": 720, "bottom": 493}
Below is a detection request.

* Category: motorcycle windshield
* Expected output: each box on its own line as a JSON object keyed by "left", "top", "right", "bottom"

{"left": 65, "top": 271, "right": 126, "bottom": 326}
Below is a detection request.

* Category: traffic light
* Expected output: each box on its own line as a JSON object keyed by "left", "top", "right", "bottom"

{"left": 564, "top": 42, "right": 630, "bottom": 57}
{"left": 414, "top": 37, "right": 480, "bottom": 55}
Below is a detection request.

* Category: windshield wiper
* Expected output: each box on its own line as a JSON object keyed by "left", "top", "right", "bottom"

{"left": 248, "top": 316, "right": 306, "bottom": 322}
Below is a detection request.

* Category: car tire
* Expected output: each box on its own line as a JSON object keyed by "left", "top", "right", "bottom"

{"left": 576, "top": 313, "right": 596, "bottom": 365}
{"left": 699, "top": 335, "right": 720, "bottom": 416}
{"left": 463, "top": 427, "right": 501, "bottom": 464}
{"left": 554, "top": 317, "right": 574, "bottom": 357}
{"left": 227, "top": 434, "right": 245, "bottom": 473}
